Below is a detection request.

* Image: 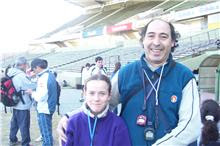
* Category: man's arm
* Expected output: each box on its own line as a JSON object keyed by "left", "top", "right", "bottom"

{"left": 153, "top": 79, "right": 202, "bottom": 146}
{"left": 57, "top": 107, "right": 83, "bottom": 142}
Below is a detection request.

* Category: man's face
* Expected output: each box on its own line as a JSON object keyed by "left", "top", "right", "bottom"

{"left": 32, "top": 66, "right": 41, "bottom": 74}
{"left": 20, "top": 63, "right": 28, "bottom": 72}
{"left": 143, "top": 20, "right": 174, "bottom": 67}
{"left": 96, "top": 60, "right": 104, "bottom": 69}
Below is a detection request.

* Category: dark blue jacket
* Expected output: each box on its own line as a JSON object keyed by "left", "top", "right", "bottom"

{"left": 118, "top": 54, "right": 195, "bottom": 146}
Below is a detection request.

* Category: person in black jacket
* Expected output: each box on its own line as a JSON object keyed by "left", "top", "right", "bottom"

{"left": 199, "top": 99, "right": 220, "bottom": 146}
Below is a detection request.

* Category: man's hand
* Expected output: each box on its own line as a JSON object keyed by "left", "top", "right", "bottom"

{"left": 57, "top": 115, "right": 69, "bottom": 142}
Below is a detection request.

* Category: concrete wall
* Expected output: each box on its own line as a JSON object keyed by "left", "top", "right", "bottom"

{"left": 57, "top": 71, "right": 81, "bottom": 88}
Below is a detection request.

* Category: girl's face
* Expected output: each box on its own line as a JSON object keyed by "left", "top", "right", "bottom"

{"left": 84, "top": 80, "right": 110, "bottom": 114}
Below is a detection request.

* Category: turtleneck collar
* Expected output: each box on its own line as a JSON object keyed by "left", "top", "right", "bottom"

{"left": 82, "top": 102, "right": 109, "bottom": 118}
{"left": 140, "top": 53, "right": 175, "bottom": 77}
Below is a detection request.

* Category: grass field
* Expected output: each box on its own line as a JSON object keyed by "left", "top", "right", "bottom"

{"left": 0, "top": 108, "right": 61, "bottom": 146}
{"left": 0, "top": 88, "right": 82, "bottom": 146}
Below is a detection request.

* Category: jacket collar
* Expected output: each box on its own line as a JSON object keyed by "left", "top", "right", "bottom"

{"left": 82, "top": 102, "right": 109, "bottom": 118}
{"left": 37, "top": 68, "right": 49, "bottom": 77}
{"left": 140, "top": 53, "right": 176, "bottom": 77}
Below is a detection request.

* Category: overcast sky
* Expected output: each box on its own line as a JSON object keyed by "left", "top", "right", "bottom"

{"left": 0, "top": 0, "right": 83, "bottom": 53}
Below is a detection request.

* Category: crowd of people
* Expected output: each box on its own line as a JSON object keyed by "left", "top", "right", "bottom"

{"left": 2, "top": 18, "right": 219, "bottom": 146}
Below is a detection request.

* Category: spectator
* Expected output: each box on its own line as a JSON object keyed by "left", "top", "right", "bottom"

{"left": 7, "top": 57, "right": 36, "bottom": 146}
{"left": 90, "top": 56, "right": 107, "bottom": 76}
{"left": 111, "top": 62, "right": 121, "bottom": 79}
{"left": 26, "top": 58, "right": 57, "bottom": 146}
{"left": 57, "top": 19, "right": 201, "bottom": 146}
{"left": 199, "top": 99, "right": 220, "bottom": 146}
{"left": 81, "top": 63, "right": 91, "bottom": 86}
{"left": 62, "top": 80, "right": 68, "bottom": 87}
{"left": 80, "top": 63, "right": 90, "bottom": 102}
{"left": 62, "top": 74, "right": 131, "bottom": 146}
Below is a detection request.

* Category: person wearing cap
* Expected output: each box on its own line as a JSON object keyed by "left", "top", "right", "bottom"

{"left": 7, "top": 57, "right": 36, "bottom": 146}
{"left": 26, "top": 58, "right": 57, "bottom": 146}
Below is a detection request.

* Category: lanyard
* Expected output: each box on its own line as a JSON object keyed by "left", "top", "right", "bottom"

{"left": 87, "top": 112, "right": 98, "bottom": 146}
{"left": 142, "top": 76, "right": 159, "bottom": 111}
{"left": 143, "top": 64, "right": 165, "bottom": 106}
{"left": 142, "top": 64, "right": 165, "bottom": 129}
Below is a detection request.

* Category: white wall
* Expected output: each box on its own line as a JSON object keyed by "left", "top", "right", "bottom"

{"left": 57, "top": 71, "right": 81, "bottom": 88}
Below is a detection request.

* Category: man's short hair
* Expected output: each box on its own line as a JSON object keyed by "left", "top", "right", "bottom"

{"left": 95, "top": 56, "right": 103, "bottom": 62}
{"left": 31, "top": 58, "right": 47, "bottom": 71}
{"left": 15, "top": 57, "right": 28, "bottom": 67}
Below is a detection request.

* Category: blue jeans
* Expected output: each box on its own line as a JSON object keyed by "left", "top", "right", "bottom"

{"left": 9, "top": 109, "right": 30, "bottom": 146}
{"left": 38, "top": 113, "right": 53, "bottom": 146}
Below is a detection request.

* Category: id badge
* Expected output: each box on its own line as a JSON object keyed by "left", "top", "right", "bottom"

{"left": 136, "top": 115, "right": 147, "bottom": 126}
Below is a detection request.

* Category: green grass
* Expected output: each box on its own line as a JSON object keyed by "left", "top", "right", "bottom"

{"left": 0, "top": 108, "right": 61, "bottom": 146}
{"left": 0, "top": 88, "right": 83, "bottom": 146}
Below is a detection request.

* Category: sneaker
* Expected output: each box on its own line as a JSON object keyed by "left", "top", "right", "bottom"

{"left": 34, "top": 136, "right": 42, "bottom": 142}
{"left": 9, "top": 141, "right": 21, "bottom": 146}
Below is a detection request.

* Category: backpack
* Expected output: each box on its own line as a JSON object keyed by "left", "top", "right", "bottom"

{"left": 0, "top": 75, "right": 25, "bottom": 112}
{"left": 56, "top": 81, "right": 61, "bottom": 115}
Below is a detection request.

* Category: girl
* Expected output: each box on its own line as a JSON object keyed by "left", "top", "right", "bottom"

{"left": 63, "top": 74, "right": 131, "bottom": 146}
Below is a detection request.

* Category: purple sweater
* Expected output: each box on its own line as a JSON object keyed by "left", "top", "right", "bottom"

{"left": 64, "top": 111, "right": 131, "bottom": 146}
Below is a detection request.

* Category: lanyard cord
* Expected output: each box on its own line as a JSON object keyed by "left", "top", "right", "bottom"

{"left": 87, "top": 112, "right": 98, "bottom": 146}
{"left": 143, "top": 64, "right": 165, "bottom": 106}
{"left": 142, "top": 76, "right": 159, "bottom": 111}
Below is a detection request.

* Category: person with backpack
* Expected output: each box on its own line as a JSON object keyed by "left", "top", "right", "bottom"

{"left": 34, "top": 71, "right": 61, "bottom": 143}
{"left": 26, "top": 58, "right": 57, "bottom": 146}
{"left": 6, "top": 57, "right": 36, "bottom": 146}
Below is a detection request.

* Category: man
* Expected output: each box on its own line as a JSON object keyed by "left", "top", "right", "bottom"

{"left": 26, "top": 58, "right": 57, "bottom": 146}
{"left": 90, "top": 56, "right": 107, "bottom": 76}
{"left": 57, "top": 19, "right": 201, "bottom": 146}
{"left": 7, "top": 57, "right": 36, "bottom": 146}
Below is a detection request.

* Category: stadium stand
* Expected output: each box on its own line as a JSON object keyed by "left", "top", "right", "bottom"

{"left": 1, "top": 0, "right": 219, "bottom": 90}
{"left": 1, "top": 28, "right": 219, "bottom": 73}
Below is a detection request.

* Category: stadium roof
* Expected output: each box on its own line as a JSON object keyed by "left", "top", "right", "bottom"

{"left": 35, "top": 0, "right": 218, "bottom": 42}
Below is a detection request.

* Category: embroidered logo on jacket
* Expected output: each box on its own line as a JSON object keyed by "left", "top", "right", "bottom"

{"left": 170, "top": 95, "right": 177, "bottom": 103}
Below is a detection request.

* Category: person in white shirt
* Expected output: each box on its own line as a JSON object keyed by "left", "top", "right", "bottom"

{"left": 80, "top": 63, "right": 90, "bottom": 102}
{"left": 81, "top": 63, "right": 91, "bottom": 86}
{"left": 26, "top": 58, "right": 57, "bottom": 146}
{"left": 90, "top": 56, "right": 107, "bottom": 76}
